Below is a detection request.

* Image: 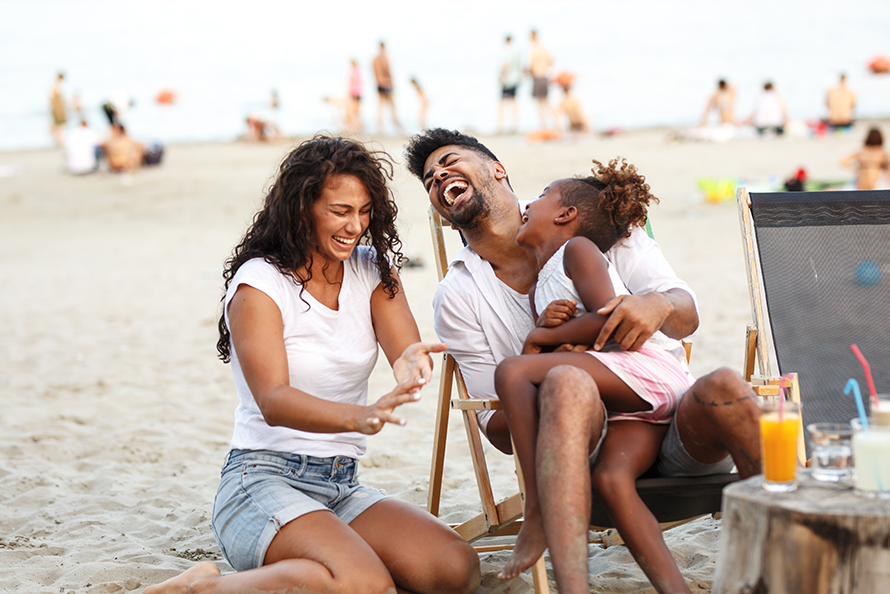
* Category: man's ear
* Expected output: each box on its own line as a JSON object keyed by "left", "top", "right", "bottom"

{"left": 492, "top": 161, "right": 508, "bottom": 181}
{"left": 556, "top": 205, "right": 578, "bottom": 224}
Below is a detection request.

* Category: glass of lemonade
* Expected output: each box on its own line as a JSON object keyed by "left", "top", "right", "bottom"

{"left": 759, "top": 399, "right": 801, "bottom": 492}
{"left": 851, "top": 418, "right": 890, "bottom": 499}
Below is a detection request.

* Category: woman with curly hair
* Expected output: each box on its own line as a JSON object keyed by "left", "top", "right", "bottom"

{"left": 147, "top": 136, "right": 480, "bottom": 594}
{"left": 495, "top": 158, "right": 697, "bottom": 594}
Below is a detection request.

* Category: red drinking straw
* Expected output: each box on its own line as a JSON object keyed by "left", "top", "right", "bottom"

{"left": 851, "top": 344, "right": 880, "bottom": 406}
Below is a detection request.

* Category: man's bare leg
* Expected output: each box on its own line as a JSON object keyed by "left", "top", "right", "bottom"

{"left": 676, "top": 368, "right": 761, "bottom": 478}
{"left": 496, "top": 356, "right": 633, "bottom": 585}
{"left": 534, "top": 365, "right": 605, "bottom": 594}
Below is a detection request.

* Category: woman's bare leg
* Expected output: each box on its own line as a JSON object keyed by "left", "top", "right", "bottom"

{"left": 495, "top": 353, "right": 644, "bottom": 583}
{"left": 145, "top": 510, "right": 397, "bottom": 594}
{"left": 592, "top": 421, "right": 691, "bottom": 594}
{"left": 350, "top": 498, "right": 481, "bottom": 594}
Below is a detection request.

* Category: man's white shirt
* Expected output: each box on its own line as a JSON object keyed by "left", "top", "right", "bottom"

{"left": 432, "top": 227, "right": 698, "bottom": 433}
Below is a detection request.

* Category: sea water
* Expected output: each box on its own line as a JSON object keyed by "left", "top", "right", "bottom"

{"left": 2, "top": 0, "right": 890, "bottom": 151}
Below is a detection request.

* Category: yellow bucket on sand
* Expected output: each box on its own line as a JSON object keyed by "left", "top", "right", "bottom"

{"left": 697, "top": 178, "right": 736, "bottom": 203}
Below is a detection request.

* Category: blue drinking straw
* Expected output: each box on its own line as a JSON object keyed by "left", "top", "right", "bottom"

{"left": 845, "top": 378, "right": 870, "bottom": 430}
{"left": 845, "top": 378, "right": 884, "bottom": 492}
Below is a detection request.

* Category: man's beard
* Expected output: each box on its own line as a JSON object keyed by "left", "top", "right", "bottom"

{"left": 447, "top": 175, "right": 495, "bottom": 232}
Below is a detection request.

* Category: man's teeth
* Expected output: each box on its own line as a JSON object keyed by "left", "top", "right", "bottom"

{"left": 334, "top": 236, "right": 356, "bottom": 245}
{"left": 443, "top": 181, "right": 468, "bottom": 206}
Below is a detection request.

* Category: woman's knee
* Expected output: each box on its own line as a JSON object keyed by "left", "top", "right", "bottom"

{"left": 269, "top": 558, "right": 396, "bottom": 594}
{"left": 421, "top": 539, "right": 481, "bottom": 594}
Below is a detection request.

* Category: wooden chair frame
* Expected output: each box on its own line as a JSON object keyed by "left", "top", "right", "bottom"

{"left": 737, "top": 187, "right": 806, "bottom": 464}
{"left": 425, "top": 207, "right": 751, "bottom": 593}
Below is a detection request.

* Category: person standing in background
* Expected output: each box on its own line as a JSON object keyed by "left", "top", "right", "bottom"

{"left": 49, "top": 72, "right": 67, "bottom": 147}
{"left": 346, "top": 59, "right": 363, "bottom": 134}
{"left": 410, "top": 77, "right": 428, "bottom": 131}
{"left": 373, "top": 41, "right": 403, "bottom": 136}
{"left": 700, "top": 79, "right": 736, "bottom": 126}
{"left": 497, "top": 35, "right": 522, "bottom": 134}
{"left": 826, "top": 73, "right": 856, "bottom": 130}
{"left": 528, "top": 30, "right": 557, "bottom": 131}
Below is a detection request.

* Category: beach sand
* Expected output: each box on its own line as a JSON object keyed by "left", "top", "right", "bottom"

{"left": 0, "top": 125, "right": 869, "bottom": 593}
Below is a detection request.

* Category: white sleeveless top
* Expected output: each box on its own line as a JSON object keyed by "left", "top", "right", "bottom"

{"left": 223, "top": 249, "right": 382, "bottom": 459}
{"left": 534, "top": 242, "right": 682, "bottom": 356}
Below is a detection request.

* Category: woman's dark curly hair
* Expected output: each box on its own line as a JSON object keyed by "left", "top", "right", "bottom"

{"left": 216, "top": 135, "right": 403, "bottom": 362}
{"left": 560, "top": 158, "right": 659, "bottom": 253}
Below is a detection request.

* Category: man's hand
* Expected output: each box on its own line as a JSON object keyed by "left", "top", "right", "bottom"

{"left": 593, "top": 293, "right": 674, "bottom": 351}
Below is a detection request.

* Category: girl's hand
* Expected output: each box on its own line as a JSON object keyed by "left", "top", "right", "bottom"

{"left": 357, "top": 378, "right": 427, "bottom": 435}
{"left": 521, "top": 328, "right": 546, "bottom": 355}
{"left": 536, "top": 299, "right": 577, "bottom": 328}
{"left": 392, "top": 341, "right": 448, "bottom": 386}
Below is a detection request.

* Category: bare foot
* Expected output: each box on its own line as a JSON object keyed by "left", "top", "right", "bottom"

{"left": 144, "top": 561, "right": 220, "bottom": 594}
{"left": 498, "top": 512, "right": 547, "bottom": 580}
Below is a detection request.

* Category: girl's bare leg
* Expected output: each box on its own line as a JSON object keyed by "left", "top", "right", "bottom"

{"left": 592, "top": 421, "right": 692, "bottom": 594}
{"left": 495, "top": 353, "right": 644, "bottom": 584}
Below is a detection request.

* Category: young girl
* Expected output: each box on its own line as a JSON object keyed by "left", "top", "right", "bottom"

{"left": 496, "top": 158, "right": 697, "bottom": 594}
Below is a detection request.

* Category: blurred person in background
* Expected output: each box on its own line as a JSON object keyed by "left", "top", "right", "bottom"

{"left": 841, "top": 128, "right": 889, "bottom": 190}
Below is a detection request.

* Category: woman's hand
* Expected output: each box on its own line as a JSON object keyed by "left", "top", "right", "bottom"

{"left": 357, "top": 377, "right": 427, "bottom": 435}
{"left": 392, "top": 341, "right": 447, "bottom": 386}
{"left": 536, "top": 299, "right": 577, "bottom": 328}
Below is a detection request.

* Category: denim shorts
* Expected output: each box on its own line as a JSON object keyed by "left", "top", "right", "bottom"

{"left": 211, "top": 449, "right": 387, "bottom": 571}
{"left": 655, "top": 415, "right": 735, "bottom": 476}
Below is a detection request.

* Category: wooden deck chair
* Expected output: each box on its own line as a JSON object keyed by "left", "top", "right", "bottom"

{"left": 738, "top": 187, "right": 890, "bottom": 459}
{"left": 426, "top": 207, "right": 739, "bottom": 592}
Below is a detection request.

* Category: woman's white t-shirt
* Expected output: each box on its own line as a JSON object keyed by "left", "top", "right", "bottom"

{"left": 223, "top": 248, "right": 382, "bottom": 459}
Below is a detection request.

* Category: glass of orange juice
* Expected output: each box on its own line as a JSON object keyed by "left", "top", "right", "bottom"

{"left": 759, "top": 398, "right": 801, "bottom": 492}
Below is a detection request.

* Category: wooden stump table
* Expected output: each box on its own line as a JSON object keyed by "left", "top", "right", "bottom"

{"left": 713, "top": 470, "right": 890, "bottom": 594}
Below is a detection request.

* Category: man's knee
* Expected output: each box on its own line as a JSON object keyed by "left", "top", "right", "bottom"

{"left": 689, "top": 368, "right": 755, "bottom": 409}
{"left": 682, "top": 367, "right": 759, "bottom": 432}
{"left": 540, "top": 364, "right": 596, "bottom": 399}
{"left": 538, "top": 365, "right": 602, "bottom": 420}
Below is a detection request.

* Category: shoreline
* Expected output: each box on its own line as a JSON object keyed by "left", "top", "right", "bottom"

{"left": 3, "top": 115, "right": 890, "bottom": 156}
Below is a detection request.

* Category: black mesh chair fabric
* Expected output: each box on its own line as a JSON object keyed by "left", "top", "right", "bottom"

{"left": 589, "top": 473, "right": 740, "bottom": 527}
{"left": 750, "top": 190, "right": 890, "bottom": 455}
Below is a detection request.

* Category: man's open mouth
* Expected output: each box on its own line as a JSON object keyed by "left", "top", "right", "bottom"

{"left": 442, "top": 180, "right": 469, "bottom": 206}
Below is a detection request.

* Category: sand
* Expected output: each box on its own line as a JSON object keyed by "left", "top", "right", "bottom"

{"left": 0, "top": 124, "right": 872, "bottom": 593}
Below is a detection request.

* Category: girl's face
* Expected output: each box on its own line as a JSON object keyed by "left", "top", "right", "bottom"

{"left": 515, "top": 180, "right": 568, "bottom": 248}
{"left": 310, "top": 174, "right": 371, "bottom": 263}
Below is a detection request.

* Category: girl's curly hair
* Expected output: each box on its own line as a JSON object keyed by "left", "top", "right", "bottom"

{"left": 216, "top": 135, "right": 403, "bottom": 363}
{"left": 560, "top": 157, "right": 659, "bottom": 252}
